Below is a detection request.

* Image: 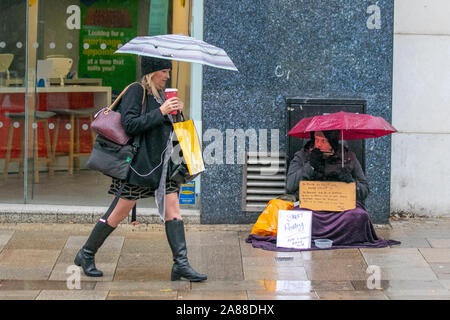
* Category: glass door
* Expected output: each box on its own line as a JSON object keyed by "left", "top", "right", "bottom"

{"left": 3, "top": 0, "right": 195, "bottom": 208}
{"left": 0, "top": 0, "right": 28, "bottom": 204}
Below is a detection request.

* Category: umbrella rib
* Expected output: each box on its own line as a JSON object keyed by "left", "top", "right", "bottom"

{"left": 133, "top": 35, "right": 219, "bottom": 49}
{"left": 352, "top": 131, "right": 378, "bottom": 136}
{"left": 125, "top": 40, "right": 227, "bottom": 57}
{"left": 117, "top": 49, "right": 237, "bottom": 69}
{"left": 116, "top": 50, "right": 238, "bottom": 71}
{"left": 118, "top": 45, "right": 233, "bottom": 62}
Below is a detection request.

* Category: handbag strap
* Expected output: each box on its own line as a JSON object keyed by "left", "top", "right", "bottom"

{"left": 108, "top": 82, "right": 146, "bottom": 111}
{"left": 99, "top": 83, "right": 146, "bottom": 225}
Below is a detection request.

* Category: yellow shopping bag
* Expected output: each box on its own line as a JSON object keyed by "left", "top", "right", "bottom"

{"left": 172, "top": 119, "right": 205, "bottom": 175}
{"left": 250, "top": 199, "right": 294, "bottom": 236}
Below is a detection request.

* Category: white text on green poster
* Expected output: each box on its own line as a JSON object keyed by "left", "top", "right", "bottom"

{"left": 78, "top": 0, "right": 138, "bottom": 92}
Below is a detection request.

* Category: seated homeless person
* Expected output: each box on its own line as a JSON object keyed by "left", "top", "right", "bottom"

{"left": 286, "top": 130, "right": 394, "bottom": 247}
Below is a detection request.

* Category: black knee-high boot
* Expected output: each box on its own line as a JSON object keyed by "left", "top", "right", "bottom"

{"left": 74, "top": 220, "right": 115, "bottom": 277}
{"left": 165, "top": 219, "right": 207, "bottom": 282}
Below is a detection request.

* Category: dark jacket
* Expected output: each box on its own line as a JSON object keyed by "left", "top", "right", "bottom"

{"left": 117, "top": 82, "right": 173, "bottom": 189}
{"left": 286, "top": 141, "right": 369, "bottom": 202}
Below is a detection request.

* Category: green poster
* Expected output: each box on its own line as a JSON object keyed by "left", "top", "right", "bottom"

{"left": 78, "top": 0, "right": 138, "bottom": 93}
{"left": 148, "top": 0, "right": 169, "bottom": 36}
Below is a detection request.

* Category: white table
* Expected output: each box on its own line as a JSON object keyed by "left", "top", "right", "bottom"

{"left": 0, "top": 86, "right": 111, "bottom": 108}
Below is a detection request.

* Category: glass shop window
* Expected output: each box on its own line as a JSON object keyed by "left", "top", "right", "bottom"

{"left": 0, "top": 0, "right": 193, "bottom": 207}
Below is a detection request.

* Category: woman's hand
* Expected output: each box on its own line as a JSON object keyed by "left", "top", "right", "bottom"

{"left": 159, "top": 97, "right": 184, "bottom": 115}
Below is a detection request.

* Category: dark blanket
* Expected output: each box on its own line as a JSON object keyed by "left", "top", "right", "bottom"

{"left": 246, "top": 203, "right": 401, "bottom": 252}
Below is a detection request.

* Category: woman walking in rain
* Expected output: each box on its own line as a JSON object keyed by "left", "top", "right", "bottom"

{"left": 74, "top": 56, "right": 207, "bottom": 282}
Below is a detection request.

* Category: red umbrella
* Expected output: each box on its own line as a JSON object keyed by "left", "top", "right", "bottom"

{"left": 288, "top": 111, "right": 397, "bottom": 140}
{"left": 287, "top": 111, "right": 397, "bottom": 167}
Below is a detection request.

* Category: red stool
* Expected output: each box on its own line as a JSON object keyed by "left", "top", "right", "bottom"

{"left": 48, "top": 108, "right": 97, "bottom": 174}
{"left": 3, "top": 111, "right": 56, "bottom": 183}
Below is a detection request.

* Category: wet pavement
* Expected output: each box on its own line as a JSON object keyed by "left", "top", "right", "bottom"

{"left": 1, "top": 218, "right": 450, "bottom": 300}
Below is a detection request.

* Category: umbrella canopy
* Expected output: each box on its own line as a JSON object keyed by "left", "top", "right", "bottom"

{"left": 115, "top": 34, "right": 238, "bottom": 72}
{"left": 288, "top": 111, "right": 397, "bottom": 140}
{"left": 288, "top": 111, "right": 397, "bottom": 168}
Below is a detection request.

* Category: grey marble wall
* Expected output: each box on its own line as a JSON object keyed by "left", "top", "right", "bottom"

{"left": 201, "top": 0, "right": 394, "bottom": 224}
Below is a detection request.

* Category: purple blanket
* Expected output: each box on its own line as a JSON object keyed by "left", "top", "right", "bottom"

{"left": 246, "top": 203, "right": 401, "bottom": 252}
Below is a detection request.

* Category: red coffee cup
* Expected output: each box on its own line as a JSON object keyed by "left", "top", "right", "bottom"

{"left": 165, "top": 88, "right": 178, "bottom": 115}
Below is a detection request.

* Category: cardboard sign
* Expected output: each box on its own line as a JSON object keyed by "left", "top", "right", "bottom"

{"left": 300, "top": 181, "right": 356, "bottom": 212}
{"left": 276, "top": 210, "right": 312, "bottom": 249}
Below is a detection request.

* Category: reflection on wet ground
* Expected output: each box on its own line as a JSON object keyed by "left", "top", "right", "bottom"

{"left": 1, "top": 218, "right": 450, "bottom": 300}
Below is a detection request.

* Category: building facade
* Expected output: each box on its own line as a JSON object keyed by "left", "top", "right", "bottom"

{"left": 391, "top": 0, "right": 450, "bottom": 218}
{"left": 1, "top": 0, "right": 445, "bottom": 224}
{"left": 201, "top": 0, "right": 394, "bottom": 224}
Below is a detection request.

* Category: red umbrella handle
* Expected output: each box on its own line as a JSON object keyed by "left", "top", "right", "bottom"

{"left": 341, "top": 130, "right": 344, "bottom": 168}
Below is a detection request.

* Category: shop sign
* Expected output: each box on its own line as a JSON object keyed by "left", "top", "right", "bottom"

{"left": 78, "top": 0, "right": 138, "bottom": 92}
{"left": 179, "top": 181, "right": 196, "bottom": 205}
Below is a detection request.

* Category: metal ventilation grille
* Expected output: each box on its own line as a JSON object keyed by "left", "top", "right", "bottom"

{"left": 242, "top": 152, "right": 287, "bottom": 212}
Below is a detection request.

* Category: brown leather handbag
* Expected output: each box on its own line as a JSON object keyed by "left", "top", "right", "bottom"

{"left": 91, "top": 82, "right": 145, "bottom": 145}
{"left": 87, "top": 83, "right": 146, "bottom": 180}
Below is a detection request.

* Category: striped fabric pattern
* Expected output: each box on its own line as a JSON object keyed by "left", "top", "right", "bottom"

{"left": 115, "top": 34, "right": 238, "bottom": 71}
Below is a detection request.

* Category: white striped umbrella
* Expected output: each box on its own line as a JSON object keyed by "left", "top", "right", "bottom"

{"left": 115, "top": 34, "right": 238, "bottom": 72}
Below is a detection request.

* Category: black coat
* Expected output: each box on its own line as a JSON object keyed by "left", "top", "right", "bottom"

{"left": 117, "top": 83, "right": 173, "bottom": 189}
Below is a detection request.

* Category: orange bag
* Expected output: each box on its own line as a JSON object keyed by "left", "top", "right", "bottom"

{"left": 250, "top": 199, "right": 294, "bottom": 236}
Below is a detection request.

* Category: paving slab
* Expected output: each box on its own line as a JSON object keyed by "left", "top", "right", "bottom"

{"left": 351, "top": 279, "right": 447, "bottom": 291}
{"left": 419, "top": 248, "right": 450, "bottom": 263}
{"left": 428, "top": 238, "right": 450, "bottom": 248}
{"left": 113, "top": 266, "right": 172, "bottom": 282}
{"left": 242, "top": 256, "right": 304, "bottom": 267}
{"left": 0, "top": 231, "right": 14, "bottom": 253}
{"left": 95, "top": 280, "right": 190, "bottom": 292}
{"left": 386, "top": 237, "right": 432, "bottom": 248}
{"left": 315, "top": 290, "right": 389, "bottom": 300}
{"left": 429, "top": 263, "right": 450, "bottom": 280}
{"left": 0, "top": 290, "right": 41, "bottom": 300}
{"left": 177, "top": 290, "right": 248, "bottom": 300}
{"left": 247, "top": 292, "right": 319, "bottom": 300}
{"left": 361, "top": 248, "right": 430, "bottom": 267}
{"left": 36, "top": 290, "right": 109, "bottom": 300}
{"left": 191, "top": 280, "right": 265, "bottom": 292}
{"left": 0, "top": 249, "right": 61, "bottom": 280}
{"left": 0, "top": 280, "right": 96, "bottom": 290}
{"left": 303, "top": 257, "right": 368, "bottom": 281}
{"left": 301, "top": 248, "right": 363, "bottom": 261}
{"left": 372, "top": 266, "right": 438, "bottom": 281}
{"left": 244, "top": 266, "right": 309, "bottom": 281}
{"left": 107, "top": 290, "right": 178, "bottom": 300}
{"left": 0, "top": 219, "right": 449, "bottom": 300}
{"left": 439, "top": 280, "right": 450, "bottom": 290}
{"left": 49, "top": 262, "right": 117, "bottom": 282}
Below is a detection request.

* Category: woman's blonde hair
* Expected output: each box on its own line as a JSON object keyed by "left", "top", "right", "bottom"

{"left": 141, "top": 73, "right": 161, "bottom": 100}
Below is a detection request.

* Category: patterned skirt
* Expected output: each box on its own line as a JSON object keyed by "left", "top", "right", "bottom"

{"left": 108, "top": 178, "right": 180, "bottom": 201}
